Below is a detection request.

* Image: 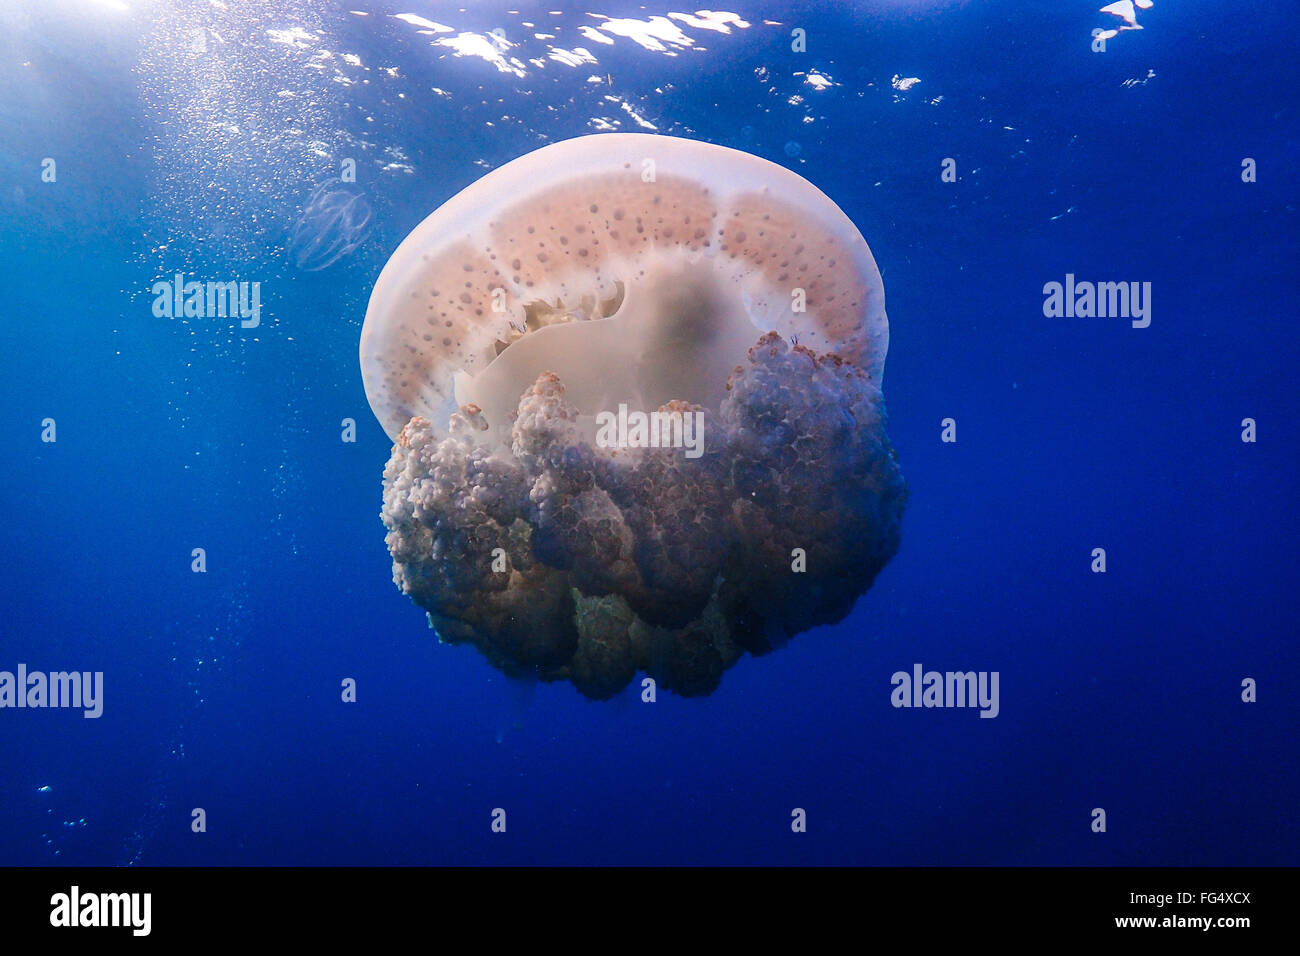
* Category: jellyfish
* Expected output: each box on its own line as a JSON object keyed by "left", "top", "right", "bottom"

{"left": 360, "top": 133, "right": 905, "bottom": 699}
{"left": 288, "top": 180, "right": 373, "bottom": 271}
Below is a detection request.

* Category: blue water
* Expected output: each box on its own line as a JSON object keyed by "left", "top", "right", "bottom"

{"left": 1, "top": 0, "right": 1295, "bottom": 866}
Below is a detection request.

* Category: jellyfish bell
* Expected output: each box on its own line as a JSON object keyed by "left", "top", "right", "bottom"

{"left": 360, "top": 133, "right": 887, "bottom": 447}
{"left": 361, "top": 133, "right": 905, "bottom": 699}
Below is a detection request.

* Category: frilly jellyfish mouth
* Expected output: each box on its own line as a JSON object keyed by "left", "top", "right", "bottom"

{"left": 361, "top": 133, "right": 906, "bottom": 698}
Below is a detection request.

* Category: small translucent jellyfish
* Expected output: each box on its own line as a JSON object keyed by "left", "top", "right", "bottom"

{"left": 288, "top": 180, "right": 373, "bottom": 271}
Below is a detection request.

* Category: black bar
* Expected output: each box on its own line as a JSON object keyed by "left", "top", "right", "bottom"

{"left": 0, "top": 866, "right": 1282, "bottom": 942}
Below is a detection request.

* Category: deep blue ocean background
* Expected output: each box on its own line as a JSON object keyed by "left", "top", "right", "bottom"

{"left": 1, "top": 0, "right": 1296, "bottom": 866}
